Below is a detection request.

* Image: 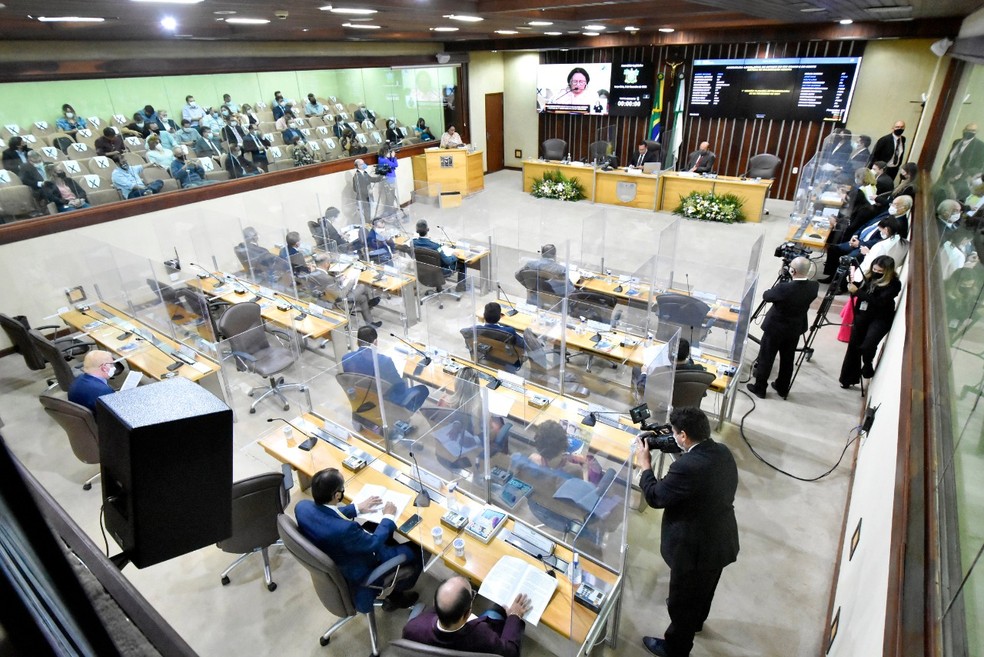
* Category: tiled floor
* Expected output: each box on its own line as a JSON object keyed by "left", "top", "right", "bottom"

{"left": 0, "top": 169, "right": 865, "bottom": 657}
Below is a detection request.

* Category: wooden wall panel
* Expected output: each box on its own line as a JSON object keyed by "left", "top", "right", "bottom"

{"left": 540, "top": 40, "right": 864, "bottom": 200}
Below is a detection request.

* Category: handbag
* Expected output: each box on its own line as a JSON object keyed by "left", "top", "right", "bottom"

{"left": 837, "top": 298, "right": 855, "bottom": 342}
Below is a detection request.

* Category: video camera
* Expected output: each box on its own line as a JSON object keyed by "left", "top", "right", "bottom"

{"left": 774, "top": 241, "right": 811, "bottom": 263}
{"left": 629, "top": 403, "right": 681, "bottom": 454}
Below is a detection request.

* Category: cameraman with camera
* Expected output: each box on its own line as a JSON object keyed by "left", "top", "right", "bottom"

{"left": 747, "top": 256, "right": 818, "bottom": 400}
{"left": 636, "top": 408, "right": 739, "bottom": 657}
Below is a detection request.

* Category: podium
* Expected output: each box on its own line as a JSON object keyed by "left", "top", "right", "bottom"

{"left": 412, "top": 147, "right": 485, "bottom": 198}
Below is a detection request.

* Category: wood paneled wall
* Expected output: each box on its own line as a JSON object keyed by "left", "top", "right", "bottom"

{"left": 540, "top": 41, "right": 865, "bottom": 200}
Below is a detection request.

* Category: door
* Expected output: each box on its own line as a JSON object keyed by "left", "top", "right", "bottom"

{"left": 485, "top": 92, "right": 504, "bottom": 173}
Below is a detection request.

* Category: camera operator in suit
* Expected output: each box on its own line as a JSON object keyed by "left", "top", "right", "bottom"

{"left": 636, "top": 407, "right": 739, "bottom": 657}
{"left": 746, "top": 257, "right": 819, "bottom": 400}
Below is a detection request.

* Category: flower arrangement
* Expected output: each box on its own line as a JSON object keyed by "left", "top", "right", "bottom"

{"left": 531, "top": 170, "right": 586, "bottom": 202}
{"left": 673, "top": 190, "right": 747, "bottom": 224}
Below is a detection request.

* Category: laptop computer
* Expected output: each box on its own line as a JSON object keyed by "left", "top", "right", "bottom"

{"left": 643, "top": 162, "right": 662, "bottom": 174}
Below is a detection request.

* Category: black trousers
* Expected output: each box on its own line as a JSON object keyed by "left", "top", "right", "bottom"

{"left": 752, "top": 329, "right": 800, "bottom": 395}
{"left": 840, "top": 314, "right": 893, "bottom": 385}
{"left": 664, "top": 565, "right": 723, "bottom": 657}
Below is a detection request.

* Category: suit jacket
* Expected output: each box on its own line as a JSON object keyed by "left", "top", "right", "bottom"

{"left": 352, "top": 169, "right": 381, "bottom": 200}
{"left": 355, "top": 108, "right": 376, "bottom": 123}
{"left": 3, "top": 146, "right": 31, "bottom": 175}
{"left": 761, "top": 279, "right": 819, "bottom": 338}
{"left": 222, "top": 124, "right": 247, "bottom": 148}
{"left": 942, "top": 136, "right": 984, "bottom": 175}
{"left": 18, "top": 162, "right": 47, "bottom": 196}
{"left": 686, "top": 149, "right": 715, "bottom": 173}
{"left": 869, "top": 133, "right": 906, "bottom": 170}
{"left": 629, "top": 149, "right": 660, "bottom": 168}
{"left": 403, "top": 610, "right": 526, "bottom": 657}
{"left": 341, "top": 346, "right": 416, "bottom": 409}
{"left": 412, "top": 236, "right": 455, "bottom": 268}
{"left": 639, "top": 439, "right": 739, "bottom": 571}
{"left": 294, "top": 500, "right": 397, "bottom": 613}
{"left": 225, "top": 153, "right": 258, "bottom": 179}
{"left": 67, "top": 373, "right": 113, "bottom": 413}
{"left": 848, "top": 147, "right": 871, "bottom": 171}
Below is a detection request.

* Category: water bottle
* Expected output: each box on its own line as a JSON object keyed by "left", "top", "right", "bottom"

{"left": 569, "top": 552, "right": 583, "bottom": 586}
{"left": 447, "top": 481, "right": 460, "bottom": 513}
{"left": 565, "top": 152, "right": 571, "bottom": 164}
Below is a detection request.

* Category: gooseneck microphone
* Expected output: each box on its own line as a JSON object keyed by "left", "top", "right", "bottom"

{"left": 188, "top": 262, "right": 225, "bottom": 286}
{"left": 389, "top": 333, "right": 432, "bottom": 366}
{"left": 274, "top": 292, "right": 308, "bottom": 321}
{"left": 435, "top": 225, "right": 455, "bottom": 247}
{"left": 79, "top": 309, "right": 132, "bottom": 341}
{"left": 130, "top": 328, "right": 187, "bottom": 372}
{"left": 495, "top": 283, "right": 520, "bottom": 316}
{"left": 408, "top": 450, "right": 431, "bottom": 507}
{"left": 267, "top": 417, "right": 318, "bottom": 451}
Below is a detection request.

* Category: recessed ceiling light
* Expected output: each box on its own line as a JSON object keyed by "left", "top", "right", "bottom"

{"left": 529, "top": 20, "right": 553, "bottom": 26}
{"left": 583, "top": 24, "right": 606, "bottom": 30}
{"left": 583, "top": 31, "right": 600, "bottom": 36}
{"left": 800, "top": 7, "right": 826, "bottom": 12}
{"left": 867, "top": 5, "right": 912, "bottom": 14}
{"left": 444, "top": 14, "right": 483, "bottom": 22}
{"left": 658, "top": 27, "right": 674, "bottom": 33}
{"left": 839, "top": 18, "right": 853, "bottom": 24}
{"left": 161, "top": 16, "right": 177, "bottom": 29}
{"left": 343, "top": 22, "right": 380, "bottom": 29}
{"left": 36, "top": 16, "right": 106, "bottom": 22}
{"left": 495, "top": 29, "right": 518, "bottom": 34}
{"left": 545, "top": 31, "right": 562, "bottom": 35}
{"left": 213, "top": 10, "right": 236, "bottom": 15}
{"left": 625, "top": 26, "right": 639, "bottom": 31}
{"left": 431, "top": 26, "right": 458, "bottom": 32}
{"left": 131, "top": 0, "right": 203, "bottom": 4}
{"left": 328, "top": 7, "right": 377, "bottom": 15}
{"left": 226, "top": 17, "right": 270, "bottom": 24}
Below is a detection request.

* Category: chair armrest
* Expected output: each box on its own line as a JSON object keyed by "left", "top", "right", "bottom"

{"left": 362, "top": 552, "right": 410, "bottom": 589}
{"left": 230, "top": 350, "right": 257, "bottom": 371}
{"left": 34, "top": 324, "right": 62, "bottom": 332}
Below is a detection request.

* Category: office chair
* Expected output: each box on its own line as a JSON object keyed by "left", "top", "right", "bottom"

{"left": 0, "top": 312, "right": 90, "bottom": 378}
{"left": 382, "top": 639, "right": 492, "bottom": 657}
{"left": 588, "top": 140, "right": 613, "bottom": 165}
{"left": 217, "top": 471, "right": 291, "bottom": 592}
{"left": 541, "top": 138, "right": 567, "bottom": 161}
{"left": 215, "top": 302, "right": 306, "bottom": 414}
{"left": 745, "top": 153, "right": 781, "bottom": 179}
{"left": 414, "top": 246, "right": 460, "bottom": 309}
{"left": 335, "top": 371, "right": 413, "bottom": 443}
{"left": 671, "top": 368, "right": 717, "bottom": 409}
{"left": 514, "top": 268, "right": 563, "bottom": 310}
{"left": 644, "top": 140, "right": 663, "bottom": 161}
{"left": 565, "top": 291, "right": 618, "bottom": 373}
{"left": 654, "top": 293, "right": 713, "bottom": 345}
{"left": 459, "top": 326, "right": 525, "bottom": 374}
{"left": 28, "top": 329, "right": 85, "bottom": 393}
{"left": 277, "top": 513, "right": 413, "bottom": 654}
{"left": 38, "top": 394, "right": 101, "bottom": 491}
{"left": 523, "top": 328, "right": 590, "bottom": 398}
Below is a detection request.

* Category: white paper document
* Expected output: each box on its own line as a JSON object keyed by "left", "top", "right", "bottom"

{"left": 485, "top": 389, "right": 514, "bottom": 417}
{"left": 477, "top": 555, "right": 558, "bottom": 626}
{"left": 352, "top": 484, "right": 412, "bottom": 524}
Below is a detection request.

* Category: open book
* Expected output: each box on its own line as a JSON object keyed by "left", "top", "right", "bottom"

{"left": 477, "top": 555, "right": 558, "bottom": 626}
{"left": 352, "top": 484, "right": 412, "bottom": 525}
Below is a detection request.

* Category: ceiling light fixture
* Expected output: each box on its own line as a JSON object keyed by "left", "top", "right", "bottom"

{"left": 328, "top": 7, "right": 377, "bottom": 15}
{"left": 839, "top": 18, "right": 853, "bottom": 24}
{"left": 131, "top": 0, "right": 203, "bottom": 4}
{"left": 343, "top": 22, "right": 380, "bottom": 29}
{"left": 431, "top": 26, "right": 459, "bottom": 32}
{"left": 583, "top": 31, "right": 600, "bottom": 36}
{"left": 545, "top": 31, "right": 562, "bottom": 35}
{"left": 529, "top": 20, "right": 553, "bottom": 26}
{"left": 625, "top": 26, "right": 639, "bottom": 31}
{"left": 800, "top": 7, "right": 826, "bottom": 12}
{"left": 658, "top": 27, "right": 674, "bottom": 33}
{"left": 495, "top": 29, "right": 518, "bottom": 34}
{"left": 161, "top": 16, "right": 177, "bottom": 29}
{"left": 225, "top": 17, "right": 270, "bottom": 24}
{"left": 213, "top": 10, "right": 237, "bottom": 15}
{"left": 36, "top": 16, "right": 106, "bottom": 22}
{"left": 444, "top": 14, "right": 483, "bottom": 22}
{"left": 583, "top": 24, "right": 605, "bottom": 30}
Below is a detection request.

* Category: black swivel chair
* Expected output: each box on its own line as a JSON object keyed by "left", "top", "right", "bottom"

{"left": 383, "top": 639, "right": 492, "bottom": 657}
{"left": 217, "top": 470, "right": 291, "bottom": 592}
{"left": 39, "top": 393, "right": 101, "bottom": 491}
{"left": 216, "top": 302, "right": 306, "bottom": 414}
{"left": 654, "top": 293, "right": 713, "bottom": 345}
{"left": 588, "top": 140, "right": 614, "bottom": 166}
{"left": 645, "top": 140, "right": 663, "bottom": 162}
{"left": 523, "top": 328, "right": 590, "bottom": 398}
{"left": 541, "top": 138, "right": 567, "bottom": 161}
{"left": 28, "top": 329, "right": 85, "bottom": 393}
{"left": 745, "top": 153, "right": 781, "bottom": 179}
{"left": 566, "top": 291, "right": 618, "bottom": 373}
{"left": 335, "top": 371, "right": 414, "bottom": 444}
{"left": 460, "top": 326, "right": 525, "bottom": 374}
{"left": 671, "top": 368, "right": 717, "bottom": 409}
{"left": 414, "top": 246, "right": 460, "bottom": 309}
{"left": 1, "top": 312, "right": 90, "bottom": 383}
{"left": 514, "top": 268, "right": 564, "bottom": 310}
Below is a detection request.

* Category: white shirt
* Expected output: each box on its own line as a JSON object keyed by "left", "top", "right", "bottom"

{"left": 860, "top": 234, "right": 909, "bottom": 275}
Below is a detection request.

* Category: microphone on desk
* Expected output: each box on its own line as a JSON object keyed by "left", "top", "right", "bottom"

{"left": 79, "top": 309, "right": 132, "bottom": 342}
{"left": 267, "top": 417, "right": 318, "bottom": 451}
{"left": 408, "top": 450, "right": 431, "bottom": 507}
{"left": 685, "top": 273, "right": 693, "bottom": 297}
{"left": 495, "top": 284, "right": 519, "bottom": 316}
{"left": 131, "top": 328, "right": 187, "bottom": 373}
{"left": 188, "top": 262, "right": 225, "bottom": 286}
{"left": 435, "top": 225, "right": 455, "bottom": 247}
{"left": 535, "top": 554, "right": 557, "bottom": 578}
{"left": 274, "top": 292, "right": 308, "bottom": 321}
{"left": 389, "top": 333, "right": 431, "bottom": 366}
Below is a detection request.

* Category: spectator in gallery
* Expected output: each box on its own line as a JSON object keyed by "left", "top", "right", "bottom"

{"left": 56, "top": 103, "right": 88, "bottom": 133}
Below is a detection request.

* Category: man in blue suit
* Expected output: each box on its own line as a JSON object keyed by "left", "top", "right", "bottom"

{"left": 412, "top": 219, "right": 464, "bottom": 281}
{"left": 294, "top": 468, "right": 421, "bottom": 612}
{"left": 67, "top": 350, "right": 116, "bottom": 413}
{"left": 481, "top": 302, "right": 525, "bottom": 349}
{"left": 341, "top": 326, "right": 431, "bottom": 412}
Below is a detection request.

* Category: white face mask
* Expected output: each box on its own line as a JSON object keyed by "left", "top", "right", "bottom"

{"left": 155, "top": 144, "right": 164, "bottom": 151}
{"left": 888, "top": 205, "right": 899, "bottom": 216}
{"left": 229, "top": 121, "right": 238, "bottom": 127}
{"left": 65, "top": 112, "right": 75, "bottom": 119}
{"left": 136, "top": 122, "right": 144, "bottom": 127}
{"left": 189, "top": 101, "right": 197, "bottom": 108}
{"left": 972, "top": 176, "right": 983, "bottom": 188}
{"left": 288, "top": 122, "right": 297, "bottom": 129}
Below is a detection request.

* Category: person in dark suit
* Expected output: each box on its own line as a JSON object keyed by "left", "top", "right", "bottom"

{"left": 311, "top": 206, "right": 357, "bottom": 253}
{"left": 942, "top": 123, "right": 984, "bottom": 177}
{"left": 341, "top": 326, "right": 431, "bottom": 411}
{"left": 18, "top": 150, "right": 48, "bottom": 202}
{"left": 871, "top": 161, "right": 895, "bottom": 198}
{"left": 868, "top": 120, "right": 906, "bottom": 180}
{"left": 294, "top": 467, "right": 421, "bottom": 613}
{"left": 746, "top": 257, "right": 819, "bottom": 399}
{"left": 848, "top": 135, "right": 872, "bottom": 171}
{"left": 637, "top": 407, "right": 739, "bottom": 657}
{"left": 686, "top": 141, "right": 715, "bottom": 173}
{"left": 821, "top": 195, "right": 911, "bottom": 284}
{"left": 629, "top": 142, "right": 661, "bottom": 169}
{"left": 413, "top": 219, "right": 464, "bottom": 282}
{"left": 224, "top": 145, "right": 260, "bottom": 179}
{"left": 67, "top": 350, "right": 116, "bottom": 413}
{"left": 402, "top": 575, "right": 530, "bottom": 657}
{"left": 242, "top": 125, "right": 270, "bottom": 171}
{"left": 480, "top": 302, "right": 525, "bottom": 349}
{"left": 352, "top": 158, "right": 382, "bottom": 222}
{"left": 2, "top": 136, "right": 32, "bottom": 175}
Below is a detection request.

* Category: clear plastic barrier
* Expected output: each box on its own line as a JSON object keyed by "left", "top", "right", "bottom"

{"left": 639, "top": 332, "right": 678, "bottom": 423}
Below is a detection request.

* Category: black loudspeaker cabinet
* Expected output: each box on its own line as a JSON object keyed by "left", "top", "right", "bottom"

{"left": 98, "top": 377, "right": 233, "bottom": 568}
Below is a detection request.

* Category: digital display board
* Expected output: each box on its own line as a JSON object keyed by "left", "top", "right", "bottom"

{"left": 608, "top": 62, "right": 655, "bottom": 117}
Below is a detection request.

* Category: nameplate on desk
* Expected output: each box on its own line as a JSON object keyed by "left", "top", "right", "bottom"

{"left": 342, "top": 455, "right": 367, "bottom": 471}
{"left": 440, "top": 156, "right": 454, "bottom": 167}
{"left": 528, "top": 394, "right": 550, "bottom": 409}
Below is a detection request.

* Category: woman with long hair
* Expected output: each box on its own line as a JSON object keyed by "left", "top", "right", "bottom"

{"left": 839, "top": 255, "right": 902, "bottom": 387}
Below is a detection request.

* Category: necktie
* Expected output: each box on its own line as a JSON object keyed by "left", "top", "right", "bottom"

{"left": 861, "top": 222, "right": 880, "bottom": 241}
{"left": 892, "top": 138, "right": 902, "bottom": 166}
{"left": 638, "top": 154, "right": 644, "bottom": 167}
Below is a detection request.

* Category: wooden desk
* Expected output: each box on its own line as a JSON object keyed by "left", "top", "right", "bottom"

{"left": 412, "top": 148, "right": 485, "bottom": 196}
{"left": 785, "top": 217, "right": 832, "bottom": 250}
{"left": 522, "top": 160, "right": 596, "bottom": 201}
{"left": 655, "top": 172, "right": 773, "bottom": 223}
{"left": 60, "top": 302, "right": 221, "bottom": 384}
{"left": 594, "top": 168, "right": 659, "bottom": 210}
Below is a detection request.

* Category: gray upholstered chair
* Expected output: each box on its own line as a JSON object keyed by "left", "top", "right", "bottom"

{"left": 216, "top": 302, "right": 306, "bottom": 414}
{"left": 566, "top": 291, "right": 618, "bottom": 373}
{"left": 588, "top": 140, "right": 613, "bottom": 165}
{"left": 276, "top": 513, "right": 412, "bottom": 653}
{"left": 460, "top": 326, "right": 525, "bottom": 374}
{"left": 414, "top": 246, "right": 460, "bottom": 309}
{"left": 523, "top": 328, "right": 589, "bottom": 398}
{"left": 335, "top": 371, "right": 413, "bottom": 442}
{"left": 382, "top": 638, "right": 493, "bottom": 657}
{"left": 514, "top": 268, "right": 563, "bottom": 309}
{"left": 671, "top": 369, "right": 717, "bottom": 409}
{"left": 39, "top": 393, "right": 101, "bottom": 490}
{"left": 745, "top": 153, "right": 781, "bottom": 179}
{"left": 217, "top": 471, "right": 291, "bottom": 592}
{"left": 654, "top": 293, "right": 713, "bottom": 345}
{"left": 541, "top": 138, "right": 567, "bottom": 161}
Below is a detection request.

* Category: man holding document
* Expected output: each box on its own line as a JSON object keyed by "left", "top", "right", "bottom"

{"left": 403, "top": 575, "right": 531, "bottom": 657}
{"left": 295, "top": 467, "right": 422, "bottom": 612}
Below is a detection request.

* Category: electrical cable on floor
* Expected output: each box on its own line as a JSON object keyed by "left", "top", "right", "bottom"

{"left": 736, "top": 388, "right": 862, "bottom": 482}
{"left": 99, "top": 503, "right": 110, "bottom": 557}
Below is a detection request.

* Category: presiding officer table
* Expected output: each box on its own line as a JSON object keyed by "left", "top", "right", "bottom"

{"left": 655, "top": 171, "right": 773, "bottom": 223}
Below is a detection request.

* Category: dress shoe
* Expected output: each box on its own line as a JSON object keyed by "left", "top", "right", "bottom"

{"left": 368, "top": 297, "right": 381, "bottom": 308}
{"left": 382, "top": 590, "right": 419, "bottom": 611}
{"left": 455, "top": 279, "right": 468, "bottom": 292}
{"left": 745, "top": 383, "right": 766, "bottom": 399}
{"left": 770, "top": 381, "right": 788, "bottom": 399}
{"left": 642, "top": 636, "right": 670, "bottom": 656}
{"left": 370, "top": 320, "right": 382, "bottom": 328}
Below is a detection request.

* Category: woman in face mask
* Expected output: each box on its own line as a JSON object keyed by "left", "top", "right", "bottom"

{"left": 839, "top": 255, "right": 901, "bottom": 388}
{"left": 876, "top": 162, "right": 917, "bottom": 207}
{"left": 385, "top": 120, "right": 403, "bottom": 145}
{"left": 56, "top": 103, "right": 87, "bottom": 133}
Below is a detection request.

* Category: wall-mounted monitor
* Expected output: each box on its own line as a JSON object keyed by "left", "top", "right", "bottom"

{"left": 688, "top": 57, "right": 862, "bottom": 122}
{"left": 608, "top": 62, "right": 655, "bottom": 118}
{"left": 537, "top": 63, "right": 613, "bottom": 115}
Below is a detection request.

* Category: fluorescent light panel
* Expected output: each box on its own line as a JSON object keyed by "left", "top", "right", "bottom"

{"left": 37, "top": 16, "right": 105, "bottom": 22}
{"left": 444, "top": 14, "right": 483, "bottom": 22}
{"left": 225, "top": 17, "right": 270, "bottom": 24}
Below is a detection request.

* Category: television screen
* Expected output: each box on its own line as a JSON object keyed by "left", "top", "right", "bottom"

{"left": 688, "top": 57, "right": 862, "bottom": 122}
{"left": 537, "top": 63, "right": 613, "bottom": 115}
{"left": 609, "top": 62, "right": 655, "bottom": 117}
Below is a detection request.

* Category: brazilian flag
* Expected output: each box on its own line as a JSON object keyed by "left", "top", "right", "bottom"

{"left": 649, "top": 73, "right": 666, "bottom": 142}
